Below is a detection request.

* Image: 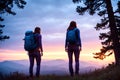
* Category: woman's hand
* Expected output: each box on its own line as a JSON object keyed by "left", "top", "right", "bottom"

{"left": 65, "top": 47, "right": 68, "bottom": 52}
{"left": 79, "top": 47, "right": 82, "bottom": 51}
{"left": 41, "top": 52, "right": 43, "bottom": 56}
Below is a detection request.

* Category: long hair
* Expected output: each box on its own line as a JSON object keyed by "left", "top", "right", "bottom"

{"left": 67, "top": 21, "right": 77, "bottom": 30}
{"left": 34, "top": 27, "right": 41, "bottom": 34}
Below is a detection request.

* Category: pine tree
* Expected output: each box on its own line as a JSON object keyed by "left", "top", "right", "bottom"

{"left": 73, "top": 0, "right": 120, "bottom": 65}
{"left": 0, "top": 0, "right": 26, "bottom": 41}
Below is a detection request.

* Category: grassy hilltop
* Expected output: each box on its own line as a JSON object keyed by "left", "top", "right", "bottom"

{"left": 0, "top": 63, "right": 120, "bottom": 80}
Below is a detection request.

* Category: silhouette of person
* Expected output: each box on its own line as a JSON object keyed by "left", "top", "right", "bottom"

{"left": 65, "top": 21, "right": 82, "bottom": 76}
{"left": 28, "top": 27, "right": 43, "bottom": 77}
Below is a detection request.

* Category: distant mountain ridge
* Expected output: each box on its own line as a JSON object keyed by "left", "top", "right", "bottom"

{"left": 0, "top": 59, "right": 102, "bottom": 75}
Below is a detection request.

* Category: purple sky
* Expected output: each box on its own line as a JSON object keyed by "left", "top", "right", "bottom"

{"left": 1, "top": 0, "right": 101, "bottom": 49}
{"left": 0, "top": 0, "right": 115, "bottom": 64}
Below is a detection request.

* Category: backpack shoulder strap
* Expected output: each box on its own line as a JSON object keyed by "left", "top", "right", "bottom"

{"left": 75, "top": 28, "right": 79, "bottom": 39}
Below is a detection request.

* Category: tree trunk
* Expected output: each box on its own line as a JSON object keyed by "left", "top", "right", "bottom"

{"left": 105, "top": 0, "right": 120, "bottom": 65}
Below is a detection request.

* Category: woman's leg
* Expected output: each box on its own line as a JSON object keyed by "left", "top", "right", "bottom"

{"left": 74, "top": 46, "right": 80, "bottom": 75}
{"left": 35, "top": 52, "right": 41, "bottom": 77}
{"left": 29, "top": 55, "right": 34, "bottom": 77}
{"left": 68, "top": 47, "right": 74, "bottom": 76}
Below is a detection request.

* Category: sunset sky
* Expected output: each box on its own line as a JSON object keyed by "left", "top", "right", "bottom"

{"left": 0, "top": 0, "right": 115, "bottom": 66}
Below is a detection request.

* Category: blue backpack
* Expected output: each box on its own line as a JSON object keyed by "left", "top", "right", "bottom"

{"left": 67, "top": 28, "right": 77, "bottom": 44}
{"left": 24, "top": 31, "right": 37, "bottom": 51}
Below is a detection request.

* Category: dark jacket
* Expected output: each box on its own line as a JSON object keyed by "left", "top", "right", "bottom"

{"left": 35, "top": 33, "right": 43, "bottom": 52}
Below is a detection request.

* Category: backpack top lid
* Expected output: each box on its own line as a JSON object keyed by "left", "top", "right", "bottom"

{"left": 68, "top": 27, "right": 77, "bottom": 34}
{"left": 70, "top": 27, "right": 77, "bottom": 31}
{"left": 25, "top": 31, "right": 33, "bottom": 36}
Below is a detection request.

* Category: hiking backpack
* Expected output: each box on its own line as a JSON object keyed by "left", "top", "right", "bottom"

{"left": 67, "top": 28, "right": 78, "bottom": 44}
{"left": 24, "top": 31, "right": 37, "bottom": 51}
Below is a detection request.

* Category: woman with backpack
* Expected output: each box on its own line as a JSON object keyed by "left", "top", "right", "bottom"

{"left": 28, "top": 27, "right": 43, "bottom": 77}
{"left": 65, "top": 21, "right": 82, "bottom": 76}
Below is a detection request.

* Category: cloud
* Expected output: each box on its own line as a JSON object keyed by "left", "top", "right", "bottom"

{"left": 1, "top": 0, "right": 102, "bottom": 60}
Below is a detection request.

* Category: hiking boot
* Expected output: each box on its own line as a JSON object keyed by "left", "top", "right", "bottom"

{"left": 36, "top": 73, "right": 40, "bottom": 77}
{"left": 70, "top": 73, "right": 74, "bottom": 77}
{"left": 75, "top": 72, "right": 79, "bottom": 76}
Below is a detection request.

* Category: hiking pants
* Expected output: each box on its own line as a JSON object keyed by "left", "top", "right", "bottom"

{"left": 68, "top": 45, "right": 80, "bottom": 76}
{"left": 28, "top": 51, "right": 41, "bottom": 76}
